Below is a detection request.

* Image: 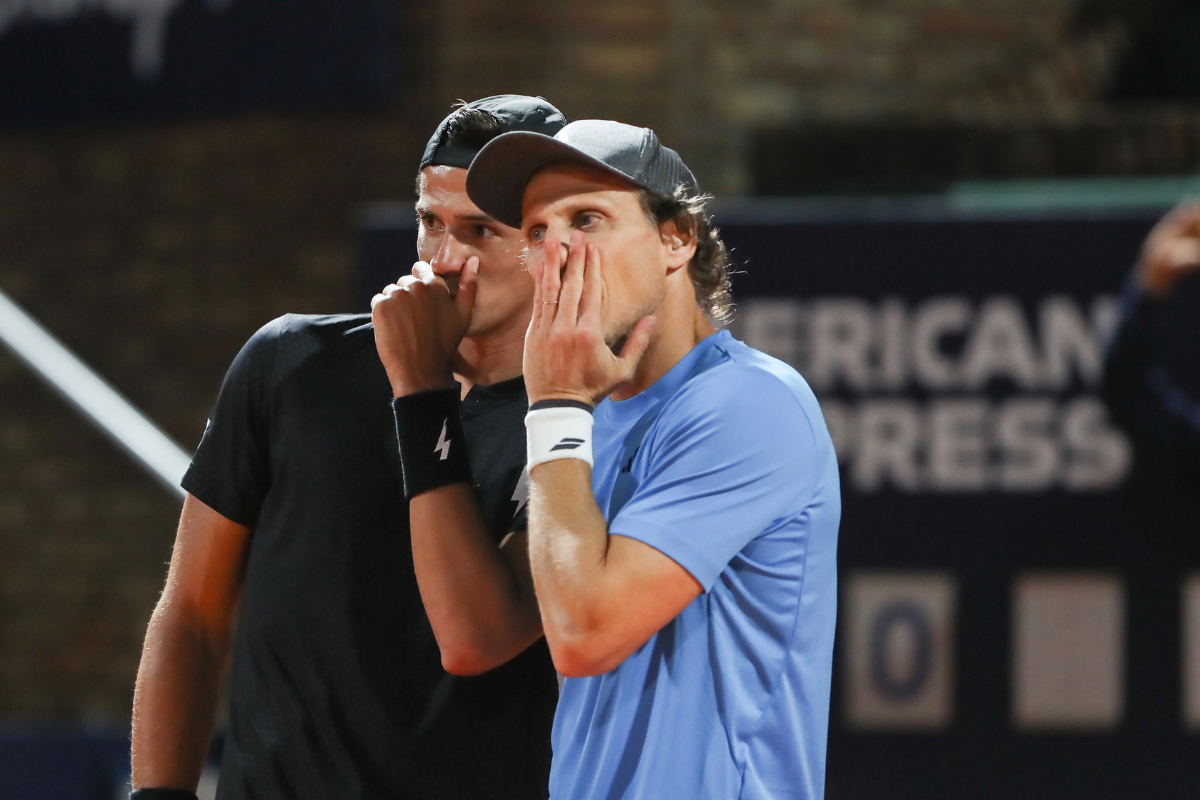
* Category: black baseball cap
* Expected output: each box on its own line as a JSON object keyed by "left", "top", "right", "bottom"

{"left": 465, "top": 119, "right": 699, "bottom": 229}
{"left": 419, "top": 95, "right": 568, "bottom": 172}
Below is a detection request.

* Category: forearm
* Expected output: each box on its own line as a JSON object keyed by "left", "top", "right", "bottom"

{"left": 409, "top": 485, "right": 542, "bottom": 674}
{"left": 527, "top": 460, "right": 624, "bottom": 675}
{"left": 131, "top": 602, "right": 227, "bottom": 791}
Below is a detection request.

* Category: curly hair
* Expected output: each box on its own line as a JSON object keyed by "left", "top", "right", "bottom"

{"left": 638, "top": 187, "right": 734, "bottom": 323}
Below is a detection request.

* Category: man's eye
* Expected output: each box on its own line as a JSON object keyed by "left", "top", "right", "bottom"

{"left": 529, "top": 227, "right": 545, "bottom": 243}
{"left": 575, "top": 212, "right": 599, "bottom": 230}
{"left": 475, "top": 225, "right": 494, "bottom": 239}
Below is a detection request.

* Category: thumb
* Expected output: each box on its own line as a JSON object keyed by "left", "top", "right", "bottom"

{"left": 616, "top": 316, "right": 657, "bottom": 374}
{"left": 455, "top": 256, "right": 480, "bottom": 331}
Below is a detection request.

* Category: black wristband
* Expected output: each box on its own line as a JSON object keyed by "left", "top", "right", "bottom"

{"left": 529, "top": 399, "right": 594, "bottom": 413}
{"left": 130, "top": 790, "right": 198, "bottom": 800}
{"left": 392, "top": 388, "right": 474, "bottom": 500}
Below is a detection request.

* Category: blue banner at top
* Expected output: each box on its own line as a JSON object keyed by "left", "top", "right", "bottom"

{"left": 0, "top": 0, "right": 399, "bottom": 123}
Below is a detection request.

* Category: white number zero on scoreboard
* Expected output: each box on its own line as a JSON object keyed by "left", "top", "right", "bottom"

{"left": 844, "top": 571, "right": 956, "bottom": 730}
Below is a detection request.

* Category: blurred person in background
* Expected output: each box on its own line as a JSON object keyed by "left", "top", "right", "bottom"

{"left": 1103, "top": 201, "right": 1200, "bottom": 728}
{"left": 1103, "top": 202, "right": 1200, "bottom": 539}
{"left": 129, "top": 96, "right": 565, "bottom": 800}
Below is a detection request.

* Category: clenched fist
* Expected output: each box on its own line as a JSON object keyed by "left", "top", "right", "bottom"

{"left": 372, "top": 259, "right": 478, "bottom": 397}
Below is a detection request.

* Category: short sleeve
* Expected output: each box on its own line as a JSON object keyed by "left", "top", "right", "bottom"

{"left": 180, "top": 318, "right": 282, "bottom": 526}
{"left": 608, "top": 368, "right": 818, "bottom": 592}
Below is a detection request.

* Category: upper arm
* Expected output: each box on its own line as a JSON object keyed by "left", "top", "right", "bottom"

{"left": 182, "top": 318, "right": 281, "bottom": 526}
{"left": 566, "top": 534, "right": 700, "bottom": 675}
{"left": 162, "top": 494, "right": 252, "bottom": 644}
{"left": 165, "top": 323, "right": 279, "bottom": 637}
{"left": 561, "top": 369, "right": 819, "bottom": 675}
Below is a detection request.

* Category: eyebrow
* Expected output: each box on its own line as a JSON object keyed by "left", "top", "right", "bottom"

{"left": 415, "top": 205, "right": 495, "bottom": 224}
{"left": 558, "top": 192, "right": 618, "bottom": 212}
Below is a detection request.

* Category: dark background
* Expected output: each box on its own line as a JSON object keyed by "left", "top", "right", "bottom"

{"left": 3, "top": 0, "right": 1200, "bottom": 797}
{"left": 0, "top": 0, "right": 398, "bottom": 124}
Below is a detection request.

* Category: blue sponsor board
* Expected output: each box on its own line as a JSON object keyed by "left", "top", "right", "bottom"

{"left": 0, "top": 0, "right": 398, "bottom": 123}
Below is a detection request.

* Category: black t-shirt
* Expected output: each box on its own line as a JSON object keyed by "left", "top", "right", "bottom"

{"left": 181, "top": 314, "right": 556, "bottom": 800}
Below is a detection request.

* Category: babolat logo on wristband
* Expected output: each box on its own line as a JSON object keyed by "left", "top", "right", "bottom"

{"left": 392, "top": 389, "right": 474, "bottom": 499}
{"left": 526, "top": 400, "right": 594, "bottom": 469}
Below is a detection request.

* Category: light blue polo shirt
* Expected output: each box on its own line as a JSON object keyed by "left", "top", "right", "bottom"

{"left": 549, "top": 330, "right": 841, "bottom": 800}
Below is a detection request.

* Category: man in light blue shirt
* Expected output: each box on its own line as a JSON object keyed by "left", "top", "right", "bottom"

{"left": 564, "top": 328, "right": 840, "bottom": 800}
{"left": 459, "top": 120, "right": 841, "bottom": 799}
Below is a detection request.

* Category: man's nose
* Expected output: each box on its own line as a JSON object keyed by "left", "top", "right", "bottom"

{"left": 538, "top": 221, "right": 574, "bottom": 256}
{"left": 429, "top": 234, "right": 470, "bottom": 277}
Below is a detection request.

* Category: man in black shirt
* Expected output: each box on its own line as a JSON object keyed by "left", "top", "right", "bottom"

{"left": 130, "top": 96, "right": 566, "bottom": 800}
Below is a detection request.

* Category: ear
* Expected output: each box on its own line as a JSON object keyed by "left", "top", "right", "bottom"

{"left": 659, "top": 219, "right": 698, "bottom": 275}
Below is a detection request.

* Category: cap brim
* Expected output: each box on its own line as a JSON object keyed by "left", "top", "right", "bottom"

{"left": 466, "top": 131, "right": 646, "bottom": 229}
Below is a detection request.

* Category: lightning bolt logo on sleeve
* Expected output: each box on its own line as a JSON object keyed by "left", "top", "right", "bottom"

{"left": 434, "top": 418, "right": 451, "bottom": 461}
{"left": 512, "top": 467, "right": 530, "bottom": 518}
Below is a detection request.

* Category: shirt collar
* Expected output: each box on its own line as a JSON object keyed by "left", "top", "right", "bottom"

{"left": 597, "top": 330, "right": 731, "bottom": 424}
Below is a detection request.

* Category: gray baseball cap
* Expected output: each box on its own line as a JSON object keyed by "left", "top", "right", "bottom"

{"left": 465, "top": 119, "right": 699, "bottom": 229}
{"left": 419, "top": 95, "right": 567, "bottom": 172}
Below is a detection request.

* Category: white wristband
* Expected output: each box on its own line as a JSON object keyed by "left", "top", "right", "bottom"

{"left": 525, "top": 406, "right": 594, "bottom": 469}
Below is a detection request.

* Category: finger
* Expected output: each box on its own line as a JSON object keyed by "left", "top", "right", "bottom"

{"left": 370, "top": 293, "right": 386, "bottom": 310}
{"left": 615, "top": 316, "right": 657, "bottom": 377}
{"left": 411, "top": 261, "right": 434, "bottom": 282}
{"left": 413, "top": 260, "right": 451, "bottom": 296}
{"left": 539, "top": 238, "right": 564, "bottom": 326}
{"left": 1155, "top": 202, "right": 1200, "bottom": 240}
{"left": 526, "top": 245, "right": 541, "bottom": 300}
{"left": 578, "top": 242, "right": 603, "bottom": 329}
{"left": 527, "top": 245, "right": 546, "bottom": 334}
{"left": 456, "top": 256, "right": 479, "bottom": 330}
{"left": 410, "top": 260, "right": 451, "bottom": 297}
{"left": 555, "top": 231, "right": 586, "bottom": 328}
{"left": 397, "top": 275, "right": 420, "bottom": 291}
{"left": 1165, "top": 237, "right": 1200, "bottom": 271}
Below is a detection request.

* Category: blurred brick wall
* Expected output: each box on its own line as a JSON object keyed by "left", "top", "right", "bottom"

{"left": 0, "top": 0, "right": 1194, "bottom": 721}
{"left": 429, "top": 0, "right": 1195, "bottom": 193}
{"left": 0, "top": 116, "right": 421, "bottom": 718}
